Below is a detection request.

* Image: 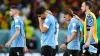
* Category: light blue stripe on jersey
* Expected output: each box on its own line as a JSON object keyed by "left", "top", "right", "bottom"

{"left": 10, "top": 16, "right": 24, "bottom": 47}
{"left": 41, "top": 14, "right": 56, "bottom": 49}
{"left": 67, "top": 18, "right": 80, "bottom": 50}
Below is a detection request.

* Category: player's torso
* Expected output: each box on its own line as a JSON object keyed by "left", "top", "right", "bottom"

{"left": 11, "top": 17, "right": 24, "bottom": 47}
{"left": 41, "top": 15, "right": 56, "bottom": 48}
{"left": 67, "top": 18, "right": 80, "bottom": 50}
{"left": 86, "top": 14, "right": 96, "bottom": 44}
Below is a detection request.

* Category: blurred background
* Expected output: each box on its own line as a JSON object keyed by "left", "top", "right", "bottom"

{"left": 0, "top": 0, "right": 100, "bottom": 56}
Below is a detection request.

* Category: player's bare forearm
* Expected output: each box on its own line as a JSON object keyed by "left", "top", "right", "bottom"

{"left": 8, "top": 27, "right": 20, "bottom": 43}
{"left": 74, "top": 15, "right": 84, "bottom": 25}
{"left": 38, "top": 17, "right": 48, "bottom": 33}
{"left": 38, "top": 18, "right": 43, "bottom": 31}
{"left": 78, "top": 18, "right": 84, "bottom": 25}
{"left": 87, "top": 26, "right": 94, "bottom": 42}
{"left": 67, "top": 31, "right": 76, "bottom": 43}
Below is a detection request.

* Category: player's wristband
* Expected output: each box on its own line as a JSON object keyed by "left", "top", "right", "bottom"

{"left": 64, "top": 42, "right": 68, "bottom": 45}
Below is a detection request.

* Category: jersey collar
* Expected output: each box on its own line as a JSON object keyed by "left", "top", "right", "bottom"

{"left": 14, "top": 16, "right": 19, "bottom": 19}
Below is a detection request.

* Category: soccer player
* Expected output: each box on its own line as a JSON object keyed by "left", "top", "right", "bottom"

{"left": 60, "top": 9, "right": 81, "bottom": 56}
{"left": 75, "top": 1, "right": 98, "bottom": 56}
{"left": 5, "top": 5, "right": 28, "bottom": 56}
{"left": 46, "top": 10, "right": 59, "bottom": 56}
{"left": 36, "top": 7, "right": 57, "bottom": 56}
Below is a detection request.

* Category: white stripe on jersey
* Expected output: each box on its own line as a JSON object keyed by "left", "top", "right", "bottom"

{"left": 55, "top": 23, "right": 59, "bottom": 45}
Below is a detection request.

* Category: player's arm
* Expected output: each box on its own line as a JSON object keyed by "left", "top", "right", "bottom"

{"left": 5, "top": 18, "right": 21, "bottom": 47}
{"left": 85, "top": 16, "right": 94, "bottom": 47}
{"left": 60, "top": 22, "right": 77, "bottom": 50}
{"left": 38, "top": 17, "right": 48, "bottom": 33}
{"left": 85, "top": 26, "right": 94, "bottom": 47}
{"left": 66, "top": 23, "right": 77, "bottom": 43}
{"left": 67, "top": 31, "right": 76, "bottom": 43}
{"left": 74, "top": 15, "right": 84, "bottom": 25}
{"left": 86, "top": 26, "right": 94, "bottom": 43}
{"left": 8, "top": 27, "right": 20, "bottom": 44}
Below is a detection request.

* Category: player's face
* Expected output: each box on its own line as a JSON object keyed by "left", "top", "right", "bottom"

{"left": 10, "top": 9, "right": 17, "bottom": 17}
{"left": 99, "top": 11, "right": 100, "bottom": 16}
{"left": 81, "top": 2, "right": 86, "bottom": 12}
{"left": 40, "top": 13, "right": 46, "bottom": 20}
{"left": 37, "top": 13, "right": 46, "bottom": 20}
{"left": 64, "top": 14, "right": 70, "bottom": 21}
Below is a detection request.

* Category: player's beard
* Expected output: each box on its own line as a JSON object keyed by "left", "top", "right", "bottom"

{"left": 82, "top": 7, "right": 86, "bottom": 14}
{"left": 41, "top": 17, "right": 45, "bottom": 20}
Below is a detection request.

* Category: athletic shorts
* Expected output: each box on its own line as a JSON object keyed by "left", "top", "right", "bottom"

{"left": 9, "top": 47, "right": 24, "bottom": 56}
{"left": 41, "top": 45, "right": 55, "bottom": 56}
{"left": 63, "top": 49, "right": 79, "bottom": 56}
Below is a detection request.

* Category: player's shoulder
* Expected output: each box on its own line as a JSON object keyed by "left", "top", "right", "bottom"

{"left": 14, "top": 16, "right": 22, "bottom": 22}
{"left": 14, "top": 18, "right": 19, "bottom": 23}
{"left": 44, "top": 17, "right": 49, "bottom": 23}
{"left": 71, "top": 18, "right": 80, "bottom": 26}
{"left": 87, "top": 14, "right": 94, "bottom": 19}
{"left": 48, "top": 14, "right": 55, "bottom": 20}
{"left": 71, "top": 18, "right": 78, "bottom": 23}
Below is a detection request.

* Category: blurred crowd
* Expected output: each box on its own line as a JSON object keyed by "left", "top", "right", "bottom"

{"left": 0, "top": 0, "right": 100, "bottom": 52}
{"left": 0, "top": 0, "right": 100, "bottom": 29}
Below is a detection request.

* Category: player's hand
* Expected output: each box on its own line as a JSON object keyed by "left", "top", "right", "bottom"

{"left": 38, "top": 17, "right": 41, "bottom": 19}
{"left": 60, "top": 44, "right": 67, "bottom": 50}
{"left": 73, "top": 15, "right": 80, "bottom": 20}
{"left": 38, "top": 16, "right": 42, "bottom": 20}
{"left": 24, "top": 47, "right": 28, "bottom": 53}
{"left": 5, "top": 42, "right": 11, "bottom": 47}
{"left": 85, "top": 41, "right": 90, "bottom": 48}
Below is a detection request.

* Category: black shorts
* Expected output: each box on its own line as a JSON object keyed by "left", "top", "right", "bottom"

{"left": 97, "top": 41, "right": 100, "bottom": 56}
{"left": 63, "top": 49, "right": 79, "bottom": 56}
{"left": 9, "top": 47, "right": 24, "bottom": 56}
{"left": 41, "top": 45, "right": 56, "bottom": 56}
{"left": 52, "top": 45, "right": 58, "bottom": 56}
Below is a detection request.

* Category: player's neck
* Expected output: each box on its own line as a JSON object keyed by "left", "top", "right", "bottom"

{"left": 69, "top": 16, "right": 72, "bottom": 21}
{"left": 13, "top": 14, "right": 19, "bottom": 18}
{"left": 85, "top": 9, "right": 91, "bottom": 16}
{"left": 45, "top": 12, "right": 48, "bottom": 16}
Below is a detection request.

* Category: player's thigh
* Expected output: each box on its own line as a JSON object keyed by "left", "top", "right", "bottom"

{"left": 52, "top": 45, "right": 58, "bottom": 56}
{"left": 72, "top": 50, "right": 79, "bottom": 56}
{"left": 63, "top": 49, "right": 71, "bottom": 56}
{"left": 41, "top": 45, "right": 53, "bottom": 56}
{"left": 97, "top": 42, "right": 100, "bottom": 56}
{"left": 9, "top": 48, "right": 15, "bottom": 56}
{"left": 14, "top": 47, "right": 24, "bottom": 56}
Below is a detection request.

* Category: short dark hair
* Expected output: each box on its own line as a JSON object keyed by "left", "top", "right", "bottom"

{"left": 62, "top": 9, "right": 74, "bottom": 17}
{"left": 10, "top": 5, "right": 19, "bottom": 10}
{"left": 36, "top": 7, "right": 46, "bottom": 14}
{"left": 85, "top": 1, "right": 92, "bottom": 9}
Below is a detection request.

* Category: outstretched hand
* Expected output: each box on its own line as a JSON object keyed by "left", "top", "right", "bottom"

{"left": 5, "top": 42, "right": 11, "bottom": 47}
{"left": 74, "top": 15, "right": 80, "bottom": 19}
{"left": 24, "top": 47, "right": 28, "bottom": 53}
